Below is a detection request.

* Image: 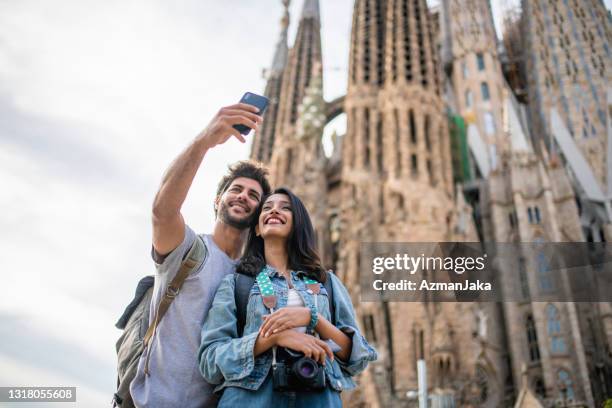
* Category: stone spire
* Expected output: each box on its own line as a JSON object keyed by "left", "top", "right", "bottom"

{"left": 300, "top": 0, "right": 320, "bottom": 21}
{"left": 249, "top": 0, "right": 291, "bottom": 163}
{"left": 267, "top": 0, "right": 323, "bottom": 187}
{"left": 270, "top": 0, "right": 290, "bottom": 75}
{"left": 348, "top": 0, "right": 387, "bottom": 88}
{"left": 273, "top": 0, "right": 323, "bottom": 139}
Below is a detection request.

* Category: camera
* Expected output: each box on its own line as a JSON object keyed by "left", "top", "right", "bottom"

{"left": 272, "top": 348, "right": 326, "bottom": 392}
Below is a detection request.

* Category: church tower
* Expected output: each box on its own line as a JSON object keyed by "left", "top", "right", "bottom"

{"left": 339, "top": 1, "right": 510, "bottom": 406}
{"left": 521, "top": 0, "right": 611, "bottom": 189}
{"left": 441, "top": 0, "right": 507, "bottom": 177}
{"left": 250, "top": 0, "right": 290, "bottom": 163}
{"left": 269, "top": 0, "right": 323, "bottom": 186}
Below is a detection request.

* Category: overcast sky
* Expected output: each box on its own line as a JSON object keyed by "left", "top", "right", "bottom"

{"left": 2, "top": 0, "right": 600, "bottom": 406}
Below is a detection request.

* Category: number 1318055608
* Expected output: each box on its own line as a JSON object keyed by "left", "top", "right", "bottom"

{"left": 1, "top": 387, "right": 76, "bottom": 402}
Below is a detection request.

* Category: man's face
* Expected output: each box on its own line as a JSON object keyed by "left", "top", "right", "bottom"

{"left": 216, "top": 177, "right": 264, "bottom": 229}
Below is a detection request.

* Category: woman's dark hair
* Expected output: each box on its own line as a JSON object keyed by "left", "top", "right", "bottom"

{"left": 236, "top": 187, "right": 326, "bottom": 283}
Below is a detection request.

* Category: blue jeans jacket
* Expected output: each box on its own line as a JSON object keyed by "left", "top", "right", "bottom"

{"left": 198, "top": 268, "right": 377, "bottom": 394}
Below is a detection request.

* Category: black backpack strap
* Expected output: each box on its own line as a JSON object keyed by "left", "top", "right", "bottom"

{"left": 235, "top": 273, "right": 256, "bottom": 337}
{"left": 324, "top": 270, "right": 336, "bottom": 326}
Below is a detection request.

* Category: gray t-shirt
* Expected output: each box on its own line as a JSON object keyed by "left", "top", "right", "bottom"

{"left": 130, "top": 224, "right": 238, "bottom": 408}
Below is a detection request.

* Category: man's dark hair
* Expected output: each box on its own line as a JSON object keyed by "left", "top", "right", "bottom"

{"left": 236, "top": 187, "right": 326, "bottom": 283}
{"left": 215, "top": 160, "right": 271, "bottom": 213}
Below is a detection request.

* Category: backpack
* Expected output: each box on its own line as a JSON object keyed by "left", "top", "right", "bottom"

{"left": 112, "top": 236, "right": 207, "bottom": 408}
{"left": 234, "top": 270, "right": 336, "bottom": 337}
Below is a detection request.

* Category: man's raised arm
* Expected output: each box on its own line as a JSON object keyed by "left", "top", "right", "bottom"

{"left": 151, "top": 103, "right": 262, "bottom": 256}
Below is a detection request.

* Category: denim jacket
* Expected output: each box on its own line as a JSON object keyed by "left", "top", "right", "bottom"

{"left": 198, "top": 267, "right": 378, "bottom": 393}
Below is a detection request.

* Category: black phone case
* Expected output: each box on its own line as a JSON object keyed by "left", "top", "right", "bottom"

{"left": 233, "top": 92, "right": 269, "bottom": 135}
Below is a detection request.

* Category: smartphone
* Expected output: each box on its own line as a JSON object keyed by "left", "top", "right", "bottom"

{"left": 233, "top": 92, "right": 270, "bottom": 135}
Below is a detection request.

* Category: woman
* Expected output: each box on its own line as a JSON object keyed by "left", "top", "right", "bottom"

{"left": 198, "top": 187, "right": 377, "bottom": 407}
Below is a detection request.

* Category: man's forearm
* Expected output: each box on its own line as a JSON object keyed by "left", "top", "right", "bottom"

{"left": 152, "top": 136, "right": 210, "bottom": 219}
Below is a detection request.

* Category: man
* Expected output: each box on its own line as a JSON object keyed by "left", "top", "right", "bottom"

{"left": 130, "top": 102, "right": 271, "bottom": 408}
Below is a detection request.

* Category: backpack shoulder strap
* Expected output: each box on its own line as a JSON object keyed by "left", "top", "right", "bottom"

{"left": 142, "top": 235, "right": 206, "bottom": 374}
{"left": 235, "top": 273, "right": 256, "bottom": 337}
{"left": 323, "top": 270, "right": 336, "bottom": 326}
{"left": 115, "top": 275, "right": 154, "bottom": 330}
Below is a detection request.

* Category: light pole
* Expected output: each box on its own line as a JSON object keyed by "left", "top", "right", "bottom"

{"left": 406, "top": 360, "right": 429, "bottom": 407}
{"left": 418, "top": 359, "right": 428, "bottom": 408}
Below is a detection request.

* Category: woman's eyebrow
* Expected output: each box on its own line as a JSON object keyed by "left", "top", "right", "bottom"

{"left": 262, "top": 199, "right": 291, "bottom": 206}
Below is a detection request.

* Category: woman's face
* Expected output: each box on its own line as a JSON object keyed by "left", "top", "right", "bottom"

{"left": 257, "top": 193, "right": 293, "bottom": 240}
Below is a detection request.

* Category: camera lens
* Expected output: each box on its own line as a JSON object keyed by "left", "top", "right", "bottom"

{"left": 294, "top": 358, "right": 318, "bottom": 380}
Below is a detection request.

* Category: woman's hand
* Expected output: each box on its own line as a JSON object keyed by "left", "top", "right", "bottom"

{"left": 260, "top": 307, "right": 311, "bottom": 337}
{"left": 274, "top": 330, "right": 334, "bottom": 365}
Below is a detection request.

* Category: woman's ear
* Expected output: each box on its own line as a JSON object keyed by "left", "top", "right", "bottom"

{"left": 255, "top": 224, "right": 260, "bottom": 237}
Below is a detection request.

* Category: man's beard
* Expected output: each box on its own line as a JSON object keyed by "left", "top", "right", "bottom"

{"left": 218, "top": 200, "right": 257, "bottom": 230}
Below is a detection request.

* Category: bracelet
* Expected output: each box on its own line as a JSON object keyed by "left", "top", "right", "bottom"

{"left": 307, "top": 304, "right": 319, "bottom": 333}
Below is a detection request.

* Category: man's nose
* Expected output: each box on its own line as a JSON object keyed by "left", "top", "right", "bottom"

{"left": 236, "top": 191, "right": 249, "bottom": 202}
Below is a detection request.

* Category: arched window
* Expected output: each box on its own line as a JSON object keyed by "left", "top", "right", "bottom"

{"left": 547, "top": 304, "right": 567, "bottom": 353}
{"left": 409, "top": 110, "right": 417, "bottom": 144}
{"left": 527, "top": 207, "right": 534, "bottom": 223}
{"left": 519, "top": 257, "right": 530, "bottom": 299}
{"left": 465, "top": 90, "right": 473, "bottom": 107}
{"left": 538, "top": 251, "right": 553, "bottom": 292}
{"left": 526, "top": 314, "right": 540, "bottom": 362}
{"left": 424, "top": 114, "right": 431, "bottom": 151}
{"left": 534, "top": 206, "right": 541, "bottom": 223}
{"left": 411, "top": 154, "right": 418, "bottom": 176}
{"left": 558, "top": 370, "right": 575, "bottom": 400}
{"left": 481, "top": 82, "right": 490, "bottom": 101}
{"left": 477, "top": 53, "right": 485, "bottom": 70}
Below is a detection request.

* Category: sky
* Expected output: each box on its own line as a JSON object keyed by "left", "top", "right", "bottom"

{"left": 1, "top": 0, "right": 604, "bottom": 406}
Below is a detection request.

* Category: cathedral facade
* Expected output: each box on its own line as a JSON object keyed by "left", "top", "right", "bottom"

{"left": 250, "top": 0, "right": 612, "bottom": 406}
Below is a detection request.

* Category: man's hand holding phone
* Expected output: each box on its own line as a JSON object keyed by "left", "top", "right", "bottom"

{"left": 198, "top": 92, "right": 270, "bottom": 149}
{"left": 198, "top": 103, "right": 262, "bottom": 149}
